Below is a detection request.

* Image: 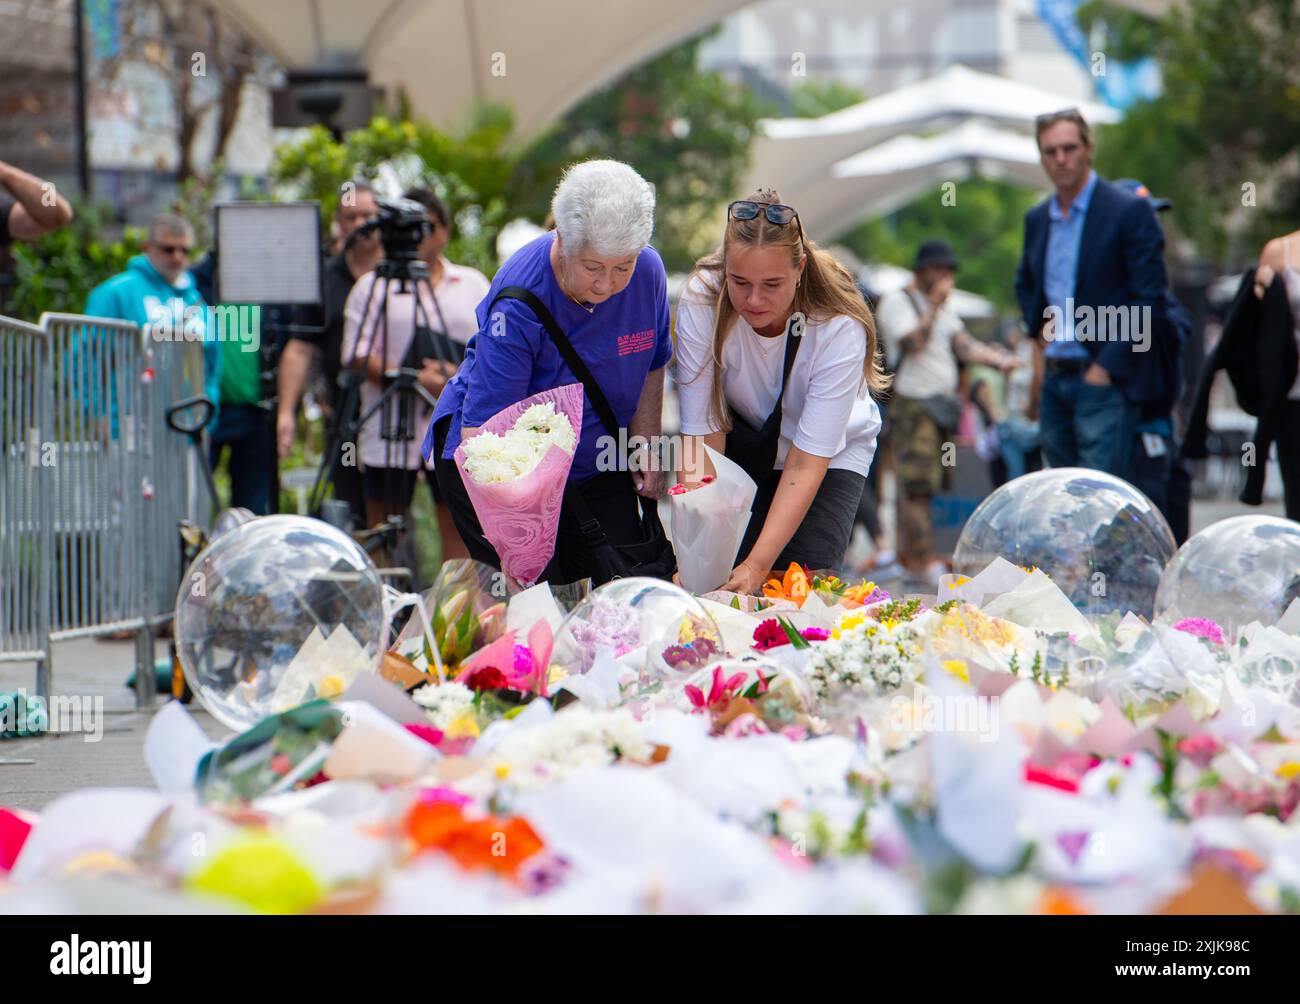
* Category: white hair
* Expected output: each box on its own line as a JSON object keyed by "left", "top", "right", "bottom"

{"left": 550, "top": 159, "right": 655, "bottom": 258}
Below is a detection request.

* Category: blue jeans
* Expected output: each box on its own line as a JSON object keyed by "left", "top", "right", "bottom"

{"left": 209, "top": 403, "right": 275, "bottom": 514}
{"left": 1039, "top": 373, "right": 1138, "bottom": 477}
{"left": 998, "top": 415, "right": 1040, "bottom": 481}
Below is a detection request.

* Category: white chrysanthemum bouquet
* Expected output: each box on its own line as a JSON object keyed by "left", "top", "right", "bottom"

{"left": 807, "top": 615, "right": 924, "bottom": 701}
{"left": 453, "top": 384, "right": 583, "bottom": 584}
{"left": 460, "top": 401, "right": 577, "bottom": 483}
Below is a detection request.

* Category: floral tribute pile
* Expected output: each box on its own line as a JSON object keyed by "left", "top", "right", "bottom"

{"left": 4, "top": 556, "right": 1300, "bottom": 915}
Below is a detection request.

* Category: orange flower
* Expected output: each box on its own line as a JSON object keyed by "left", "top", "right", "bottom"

{"left": 440, "top": 817, "right": 545, "bottom": 878}
{"left": 404, "top": 800, "right": 466, "bottom": 849}
{"left": 763, "top": 563, "right": 810, "bottom": 605}
{"left": 1036, "top": 887, "right": 1089, "bottom": 915}
{"left": 404, "top": 799, "right": 545, "bottom": 880}
{"left": 841, "top": 580, "right": 885, "bottom": 607}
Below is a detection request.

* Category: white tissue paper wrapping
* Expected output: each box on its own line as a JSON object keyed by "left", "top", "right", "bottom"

{"left": 670, "top": 445, "right": 757, "bottom": 594}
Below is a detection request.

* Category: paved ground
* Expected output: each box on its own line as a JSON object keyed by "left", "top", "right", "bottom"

{"left": 0, "top": 494, "right": 1283, "bottom": 813}
{"left": 0, "top": 636, "right": 228, "bottom": 812}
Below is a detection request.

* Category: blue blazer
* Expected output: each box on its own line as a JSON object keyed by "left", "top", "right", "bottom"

{"left": 1015, "top": 175, "right": 1171, "bottom": 404}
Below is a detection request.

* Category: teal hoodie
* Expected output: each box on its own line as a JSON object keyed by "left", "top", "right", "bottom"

{"left": 81, "top": 254, "right": 222, "bottom": 432}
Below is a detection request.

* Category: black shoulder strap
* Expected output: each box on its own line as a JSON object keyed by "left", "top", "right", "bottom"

{"left": 779, "top": 316, "right": 801, "bottom": 389}
{"left": 491, "top": 286, "right": 622, "bottom": 440}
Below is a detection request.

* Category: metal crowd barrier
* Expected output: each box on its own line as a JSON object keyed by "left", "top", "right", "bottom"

{"left": 0, "top": 312, "right": 210, "bottom": 703}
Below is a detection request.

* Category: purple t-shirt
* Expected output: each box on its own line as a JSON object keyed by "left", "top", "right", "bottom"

{"left": 426, "top": 232, "right": 672, "bottom": 484}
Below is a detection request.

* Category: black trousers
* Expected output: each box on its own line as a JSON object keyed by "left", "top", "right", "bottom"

{"left": 431, "top": 416, "right": 646, "bottom": 584}
{"left": 1278, "top": 400, "right": 1300, "bottom": 522}
{"left": 737, "top": 467, "right": 867, "bottom": 573}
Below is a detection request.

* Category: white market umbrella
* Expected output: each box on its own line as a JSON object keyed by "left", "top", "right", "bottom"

{"left": 749, "top": 63, "right": 1119, "bottom": 202}
{"left": 794, "top": 121, "right": 1056, "bottom": 239}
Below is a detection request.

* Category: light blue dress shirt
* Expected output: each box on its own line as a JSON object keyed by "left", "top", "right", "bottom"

{"left": 1043, "top": 169, "right": 1098, "bottom": 361}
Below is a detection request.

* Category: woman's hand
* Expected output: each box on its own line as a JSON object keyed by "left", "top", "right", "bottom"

{"left": 721, "top": 559, "right": 766, "bottom": 596}
{"left": 1254, "top": 263, "right": 1276, "bottom": 300}
{"left": 417, "top": 359, "right": 457, "bottom": 396}
{"left": 633, "top": 466, "right": 664, "bottom": 499}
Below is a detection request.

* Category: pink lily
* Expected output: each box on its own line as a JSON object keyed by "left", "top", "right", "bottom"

{"left": 684, "top": 665, "right": 747, "bottom": 713}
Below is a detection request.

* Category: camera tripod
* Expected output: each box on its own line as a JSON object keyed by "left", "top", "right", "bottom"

{"left": 308, "top": 250, "right": 459, "bottom": 585}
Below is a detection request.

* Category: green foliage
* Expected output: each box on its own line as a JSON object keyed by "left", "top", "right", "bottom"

{"left": 172, "top": 161, "right": 225, "bottom": 252}
{"left": 840, "top": 178, "right": 1040, "bottom": 314}
{"left": 788, "top": 79, "right": 865, "bottom": 119}
{"left": 270, "top": 106, "right": 555, "bottom": 277}
{"left": 8, "top": 201, "right": 146, "bottom": 321}
{"left": 521, "top": 31, "right": 777, "bottom": 273}
{"left": 1084, "top": 0, "right": 1300, "bottom": 264}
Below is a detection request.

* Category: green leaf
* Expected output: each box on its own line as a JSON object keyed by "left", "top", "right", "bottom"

{"left": 777, "top": 617, "right": 810, "bottom": 650}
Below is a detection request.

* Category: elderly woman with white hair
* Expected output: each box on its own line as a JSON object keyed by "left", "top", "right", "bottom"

{"left": 426, "top": 159, "right": 675, "bottom": 584}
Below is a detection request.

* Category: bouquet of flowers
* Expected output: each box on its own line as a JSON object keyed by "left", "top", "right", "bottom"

{"left": 389, "top": 559, "right": 512, "bottom": 677}
{"left": 195, "top": 699, "right": 344, "bottom": 804}
{"left": 806, "top": 613, "right": 925, "bottom": 701}
{"left": 454, "top": 385, "right": 583, "bottom": 584}
{"left": 761, "top": 563, "right": 889, "bottom": 609}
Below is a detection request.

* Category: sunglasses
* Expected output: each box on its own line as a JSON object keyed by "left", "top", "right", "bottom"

{"left": 155, "top": 243, "right": 192, "bottom": 256}
{"left": 728, "top": 200, "right": 800, "bottom": 226}
{"left": 1035, "top": 106, "right": 1087, "bottom": 127}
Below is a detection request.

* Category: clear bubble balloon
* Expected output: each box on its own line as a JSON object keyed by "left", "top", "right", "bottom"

{"left": 552, "top": 577, "right": 723, "bottom": 688}
{"left": 953, "top": 468, "right": 1176, "bottom": 619}
{"left": 211, "top": 507, "right": 257, "bottom": 540}
{"left": 174, "top": 515, "right": 387, "bottom": 732}
{"left": 1154, "top": 515, "right": 1300, "bottom": 636}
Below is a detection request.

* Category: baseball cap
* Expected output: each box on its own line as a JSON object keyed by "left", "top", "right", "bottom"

{"left": 1115, "top": 177, "right": 1172, "bottom": 212}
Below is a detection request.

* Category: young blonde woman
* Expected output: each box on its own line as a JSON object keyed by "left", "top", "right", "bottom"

{"left": 675, "top": 189, "right": 888, "bottom": 594}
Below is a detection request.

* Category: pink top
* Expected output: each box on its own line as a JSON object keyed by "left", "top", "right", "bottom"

{"left": 341, "top": 258, "right": 491, "bottom": 470}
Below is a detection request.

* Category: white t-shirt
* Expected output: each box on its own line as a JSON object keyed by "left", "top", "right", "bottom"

{"left": 674, "top": 274, "right": 881, "bottom": 477}
{"left": 875, "top": 287, "right": 963, "bottom": 400}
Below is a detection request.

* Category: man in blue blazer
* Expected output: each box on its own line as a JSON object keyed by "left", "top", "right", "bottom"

{"left": 1015, "top": 108, "right": 1170, "bottom": 477}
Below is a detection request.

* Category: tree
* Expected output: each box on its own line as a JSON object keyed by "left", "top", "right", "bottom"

{"left": 95, "top": 0, "right": 275, "bottom": 182}
{"left": 1080, "top": 0, "right": 1300, "bottom": 265}
{"left": 519, "top": 31, "right": 776, "bottom": 273}
{"left": 839, "top": 179, "right": 1041, "bottom": 315}
{"left": 788, "top": 79, "right": 865, "bottom": 119}
{"left": 270, "top": 107, "right": 555, "bottom": 277}
{"left": 8, "top": 201, "right": 145, "bottom": 320}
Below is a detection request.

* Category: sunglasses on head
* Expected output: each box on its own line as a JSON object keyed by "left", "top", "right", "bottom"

{"left": 728, "top": 200, "right": 800, "bottom": 226}
{"left": 1035, "top": 106, "right": 1085, "bottom": 127}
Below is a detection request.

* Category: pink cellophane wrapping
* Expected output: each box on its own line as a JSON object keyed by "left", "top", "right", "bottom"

{"left": 454, "top": 383, "right": 584, "bottom": 585}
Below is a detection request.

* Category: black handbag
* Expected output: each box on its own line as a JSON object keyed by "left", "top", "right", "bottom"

{"left": 488, "top": 286, "right": 677, "bottom": 584}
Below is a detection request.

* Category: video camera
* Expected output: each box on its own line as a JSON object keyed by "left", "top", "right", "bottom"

{"left": 352, "top": 196, "right": 431, "bottom": 264}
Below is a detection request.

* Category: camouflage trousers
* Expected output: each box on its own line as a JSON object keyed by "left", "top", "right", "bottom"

{"left": 890, "top": 394, "right": 948, "bottom": 566}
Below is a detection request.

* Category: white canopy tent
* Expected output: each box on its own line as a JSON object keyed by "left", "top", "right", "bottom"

{"left": 790, "top": 121, "right": 1054, "bottom": 238}
{"left": 206, "top": 0, "right": 751, "bottom": 138}
{"left": 747, "top": 64, "right": 1120, "bottom": 223}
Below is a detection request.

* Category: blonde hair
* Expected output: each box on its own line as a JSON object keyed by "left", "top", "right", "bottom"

{"left": 686, "top": 188, "right": 889, "bottom": 433}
